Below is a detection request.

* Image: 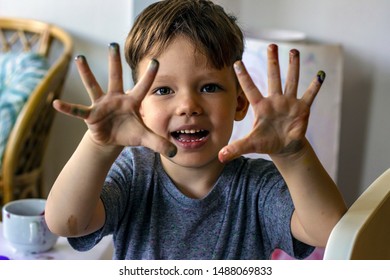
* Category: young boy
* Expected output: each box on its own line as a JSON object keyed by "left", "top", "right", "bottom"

{"left": 45, "top": 0, "right": 346, "bottom": 259}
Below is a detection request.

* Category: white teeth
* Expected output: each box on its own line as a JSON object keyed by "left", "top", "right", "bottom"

{"left": 177, "top": 137, "right": 205, "bottom": 143}
{"left": 173, "top": 129, "right": 206, "bottom": 142}
{"left": 177, "top": 129, "right": 203, "bottom": 134}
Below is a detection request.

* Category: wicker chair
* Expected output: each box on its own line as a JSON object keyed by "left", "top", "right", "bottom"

{"left": 0, "top": 17, "right": 73, "bottom": 215}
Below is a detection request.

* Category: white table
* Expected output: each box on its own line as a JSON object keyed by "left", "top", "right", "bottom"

{"left": 0, "top": 222, "right": 114, "bottom": 260}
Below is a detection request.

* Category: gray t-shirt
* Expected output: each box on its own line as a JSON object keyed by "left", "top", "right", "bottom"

{"left": 68, "top": 147, "right": 314, "bottom": 259}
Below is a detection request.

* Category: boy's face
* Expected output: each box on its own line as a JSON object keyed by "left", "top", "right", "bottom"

{"left": 138, "top": 36, "right": 248, "bottom": 169}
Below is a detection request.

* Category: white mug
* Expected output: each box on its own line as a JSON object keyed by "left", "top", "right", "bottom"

{"left": 2, "top": 198, "right": 58, "bottom": 254}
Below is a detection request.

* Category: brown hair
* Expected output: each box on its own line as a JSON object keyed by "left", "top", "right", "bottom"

{"left": 125, "top": 0, "right": 244, "bottom": 82}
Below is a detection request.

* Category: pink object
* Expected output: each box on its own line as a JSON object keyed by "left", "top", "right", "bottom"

{"left": 271, "top": 247, "right": 325, "bottom": 260}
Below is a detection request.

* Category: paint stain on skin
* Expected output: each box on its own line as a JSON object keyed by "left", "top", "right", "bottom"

{"left": 317, "top": 70, "right": 326, "bottom": 84}
{"left": 289, "top": 49, "right": 299, "bottom": 63}
{"left": 109, "top": 42, "right": 120, "bottom": 55}
{"left": 167, "top": 146, "right": 178, "bottom": 158}
{"left": 75, "top": 54, "right": 86, "bottom": 62}
{"left": 71, "top": 107, "right": 89, "bottom": 118}
{"left": 67, "top": 215, "right": 78, "bottom": 236}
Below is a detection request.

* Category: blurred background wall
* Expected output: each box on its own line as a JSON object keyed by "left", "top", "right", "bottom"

{"left": 1, "top": 0, "right": 389, "bottom": 206}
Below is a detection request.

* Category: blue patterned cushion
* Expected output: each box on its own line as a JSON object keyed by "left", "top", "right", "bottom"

{"left": 0, "top": 52, "right": 49, "bottom": 169}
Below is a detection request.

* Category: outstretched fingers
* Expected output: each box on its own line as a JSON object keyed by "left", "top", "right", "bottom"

{"left": 302, "top": 70, "right": 326, "bottom": 107}
{"left": 284, "top": 49, "right": 300, "bottom": 97}
{"left": 131, "top": 59, "right": 177, "bottom": 158}
{"left": 75, "top": 55, "right": 104, "bottom": 102}
{"left": 108, "top": 43, "right": 124, "bottom": 94}
{"left": 233, "top": 60, "right": 263, "bottom": 105}
{"left": 267, "top": 44, "right": 283, "bottom": 96}
{"left": 224, "top": 60, "right": 265, "bottom": 162}
{"left": 131, "top": 59, "right": 159, "bottom": 103}
{"left": 219, "top": 136, "right": 254, "bottom": 163}
{"left": 52, "top": 99, "right": 90, "bottom": 119}
{"left": 140, "top": 128, "right": 177, "bottom": 159}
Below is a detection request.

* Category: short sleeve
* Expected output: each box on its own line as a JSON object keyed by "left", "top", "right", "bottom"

{"left": 68, "top": 148, "right": 135, "bottom": 251}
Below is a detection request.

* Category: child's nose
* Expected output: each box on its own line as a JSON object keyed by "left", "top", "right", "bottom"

{"left": 175, "top": 92, "right": 203, "bottom": 117}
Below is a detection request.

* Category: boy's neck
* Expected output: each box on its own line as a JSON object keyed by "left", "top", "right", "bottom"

{"left": 160, "top": 156, "right": 225, "bottom": 199}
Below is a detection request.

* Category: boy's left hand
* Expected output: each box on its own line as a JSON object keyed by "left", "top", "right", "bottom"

{"left": 219, "top": 44, "right": 325, "bottom": 163}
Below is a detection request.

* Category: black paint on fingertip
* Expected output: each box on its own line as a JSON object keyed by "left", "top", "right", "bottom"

{"left": 109, "top": 42, "right": 119, "bottom": 49}
{"left": 167, "top": 146, "right": 177, "bottom": 158}
{"left": 75, "top": 55, "right": 86, "bottom": 61}
{"left": 317, "top": 70, "right": 326, "bottom": 84}
{"left": 109, "top": 43, "right": 120, "bottom": 55}
{"left": 149, "top": 58, "right": 159, "bottom": 70}
{"left": 71, "top": 107, "right": 89, "bottom": 118}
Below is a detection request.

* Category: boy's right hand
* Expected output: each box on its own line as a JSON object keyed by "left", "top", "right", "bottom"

{"left": 52, "top": 43, "right": 177, "bottom": 158}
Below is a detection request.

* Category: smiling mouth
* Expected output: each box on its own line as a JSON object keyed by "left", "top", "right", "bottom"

{"left": 171, "top": 129, "right": 209, "bottom": 143}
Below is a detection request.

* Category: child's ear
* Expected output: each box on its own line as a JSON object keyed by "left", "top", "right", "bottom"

{"left": 234, "top": 87, "right": 249, "bottom": 121}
